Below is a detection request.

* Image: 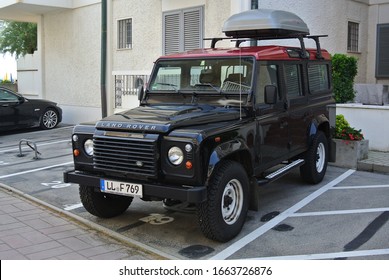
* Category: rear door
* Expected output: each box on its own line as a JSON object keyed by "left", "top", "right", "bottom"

{"left": 283, "top": 63, "right": 310, "bottom": 156}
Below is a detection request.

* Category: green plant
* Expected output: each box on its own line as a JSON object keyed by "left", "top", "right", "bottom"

{"left": 332, "top": 54, "right": 358, "bottom": 103}
{"left": 0, "top": 21, "right": 37, "bottom": 58}
{"left": 334, "top": 114, "right": 364, "bottom": 141}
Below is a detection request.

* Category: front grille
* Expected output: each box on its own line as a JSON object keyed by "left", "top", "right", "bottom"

{"left": 93, "top": 135, "right": 158, "bottom": 178}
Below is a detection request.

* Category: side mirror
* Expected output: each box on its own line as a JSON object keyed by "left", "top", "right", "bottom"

{"left": 264, "top": 85, "right": 278, "bottom": 105}
{"left": 18, "top": 96, "right": 25, "bottom": 104}
{"left": 137, "top": 85, "right": 144, "bottom": 102}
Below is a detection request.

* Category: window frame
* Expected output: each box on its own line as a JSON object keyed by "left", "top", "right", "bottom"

{"left": 117, "top": 18, "right": 132, "bottom": 50}
{"left": 347, "top": 21, "right": 360, "bottom": 53}
{"left": 163, "top": 6, "right": 204, "bottom": 55}
{"left": 307, "top": 63, "right": 330, "bottom": 94}
{"left": 376, "top": 23, "right": 389, "bottom": 78}
{"left": 284, "top": 63, "right": 303, "bottom": 98}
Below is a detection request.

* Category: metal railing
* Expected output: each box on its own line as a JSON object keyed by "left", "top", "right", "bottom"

{"left": 114, "top": 74, "right": 149, "bottom": 108}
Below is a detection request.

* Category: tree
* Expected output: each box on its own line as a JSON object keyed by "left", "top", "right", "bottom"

{"left": 0, "top": 21, "right": 37, "bottom": 58}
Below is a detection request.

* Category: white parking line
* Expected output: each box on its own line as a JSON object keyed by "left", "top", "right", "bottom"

{"left": 64, "top": 203, "right": 83, "bottom": 211}
{"left": 210, "top": 169, "right": 356, "bottom": 260}
{"left": 0, "top": 140, "right": 70, "bottom": 153}
{"left": 334, "top": 185, "right": 389, "bottom": 189}
{"left": 0, "top": 161, "right": 73, "bottom": 179}
{"left": 247, "top": 248, "right": 389, "bottom": 260}
{"left": 291, "top": 207, "right": 389, "bottom": 217}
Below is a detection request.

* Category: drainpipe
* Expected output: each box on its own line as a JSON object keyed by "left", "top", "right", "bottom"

{"left": 101, "top": 0, "right": 108, "bottom": 118}
{"left": 251, "top": 0, "right": 258, "bottom": 9}
{"left": 250, "top": 0, "right": 258, "bottom": 47}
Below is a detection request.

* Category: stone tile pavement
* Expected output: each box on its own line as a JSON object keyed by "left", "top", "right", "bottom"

{"left": 0, "top": 186, "right": 160, "bottom": 260}
{"left": 358, "top": 151, "right": 389, "bottom": 174}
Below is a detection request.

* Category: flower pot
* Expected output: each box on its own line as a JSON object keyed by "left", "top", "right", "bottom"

{"left": 332, "top": 139, "right": 369, "bottom": 169}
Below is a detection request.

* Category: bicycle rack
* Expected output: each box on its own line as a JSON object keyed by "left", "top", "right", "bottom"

{"left": 17, "top": 139, "right": 41, "bottom": 160}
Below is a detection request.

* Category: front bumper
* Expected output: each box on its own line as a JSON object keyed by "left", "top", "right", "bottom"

{"left": 63, "top": 170, "right": 207, "bottom": 203}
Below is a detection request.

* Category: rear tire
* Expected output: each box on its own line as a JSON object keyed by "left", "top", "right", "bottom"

{"left": 79, "top": 185, "right": 133, "bottom": 218}
{"left": 197, "top": 160, "right": 249, "bottom": 242}
{"left": 300, "top": 131, "right": 328, "bottom": 184}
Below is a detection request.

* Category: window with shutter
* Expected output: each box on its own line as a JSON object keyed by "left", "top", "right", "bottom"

{"left": 376, "top": 24, "right": 389, "bottom": 78}
{"left": 163, "top": 6, "right": 203, "bottom": 55}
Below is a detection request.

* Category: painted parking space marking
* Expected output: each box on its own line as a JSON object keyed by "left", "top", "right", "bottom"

{"left": 334, "top": 185, "right": 389, "bottom": 190}
{"left": 64, "top": 203, "right": 83, "bottom": 211}
{"left": 291, "top": 207, "right": 389, "bottom": 217}
{"left": 210, "top": 169, "right": 356, "bottom": 260}
{"left": 0, "top": 161, "right": 73, "bottom": 179}
{"left": 247, "top": 248, "right": 389, "bottom": 260}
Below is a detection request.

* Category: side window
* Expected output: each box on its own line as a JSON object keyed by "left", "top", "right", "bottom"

{"left": 257, "top": 64, "right": 279, "bottom": 104}
{"left": 284, "top": 64, "right": 302, "bottom": 97}
{"left": 308, "top": 64, "right": 330, "bottom": 93}
{"left": 0, "top": 89, "right": 18, "bottom": 101}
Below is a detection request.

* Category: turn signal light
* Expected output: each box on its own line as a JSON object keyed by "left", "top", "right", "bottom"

{"left": 73, "top": 149, "right": 80, "bottom": 157}
{"left": 185, "top": 161, "right": 193, "bottom": 170}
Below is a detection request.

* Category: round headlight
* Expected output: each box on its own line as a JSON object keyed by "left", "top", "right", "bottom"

{"left": 84, "top": 139, "right": 94, "bottom": 156}
{"left": 168, "top": 147, "right": 184, "bottom": 166}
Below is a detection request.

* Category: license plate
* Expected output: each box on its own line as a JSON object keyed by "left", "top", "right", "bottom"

{"left": 100, "top": 179, "right": 143, "bottom": 197}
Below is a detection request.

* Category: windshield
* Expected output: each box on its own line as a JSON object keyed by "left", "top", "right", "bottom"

{"left": 148, "top": 57, "right": 254, "bottom": 94}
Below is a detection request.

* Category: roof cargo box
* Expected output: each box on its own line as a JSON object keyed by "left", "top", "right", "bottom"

{"left": 223, "top": 9, "right": 310, "bottom": 38}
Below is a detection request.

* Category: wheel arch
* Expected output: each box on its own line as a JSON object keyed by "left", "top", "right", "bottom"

{"left": 206, "top": 140, "right": 253, "bottom": 185}
{"left": 308, "top": 114, "right": 331, "bottom": 145}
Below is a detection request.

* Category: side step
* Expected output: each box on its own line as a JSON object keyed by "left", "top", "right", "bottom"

{"left": 257, "top": 159, "right": 305, "bottom": 186}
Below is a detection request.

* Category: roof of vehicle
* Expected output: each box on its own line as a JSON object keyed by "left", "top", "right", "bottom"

{"left": 158, "top": 45, "right": 331, "bottom": 61}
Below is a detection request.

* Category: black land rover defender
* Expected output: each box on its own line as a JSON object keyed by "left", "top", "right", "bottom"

{"left": 64, "top": 9, "right": 335, "bottom": 242}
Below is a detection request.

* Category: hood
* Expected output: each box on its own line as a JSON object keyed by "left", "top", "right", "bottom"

{"left": 96, "top": 104, "right": 246, "bottom": 133}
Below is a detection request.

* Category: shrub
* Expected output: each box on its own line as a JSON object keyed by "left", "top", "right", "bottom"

{"left": 332, "top": 54, "right": 358, "bottom": 103}
{"left": 334, "top": 114, "right": 364, "bottom": 141}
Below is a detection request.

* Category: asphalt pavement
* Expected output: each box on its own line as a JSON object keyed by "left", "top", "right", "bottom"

{"left": 1, "top": 126, "right": 388, "bottom": 260}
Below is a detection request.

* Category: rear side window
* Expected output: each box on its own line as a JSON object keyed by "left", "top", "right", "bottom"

{"left": 284, "top": 64, "right": 303, "bottom": 97}
{"left": 308, "top": 64, "right": 330, "bottom": 93}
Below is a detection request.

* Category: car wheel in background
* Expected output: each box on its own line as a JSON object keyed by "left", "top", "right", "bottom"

{"left": 40, "top": 108, "right": 59, "bottom": 129}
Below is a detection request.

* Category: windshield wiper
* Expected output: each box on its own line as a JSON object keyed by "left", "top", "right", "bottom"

{"left": 153, "top": 82, "right": 179, "bottom": 93}
{"left": 194, "top": 83, "right": 221, "bottom": 93}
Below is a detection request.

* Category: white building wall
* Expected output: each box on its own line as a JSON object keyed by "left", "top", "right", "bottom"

{"left": 43, "top": 3, "right": 102, "bottom": 124}
{"left": 255, "top": 0, "right": 369, "bottom": 83}
{"left": 16, "top": 52, "right": 40, "bottom": 97}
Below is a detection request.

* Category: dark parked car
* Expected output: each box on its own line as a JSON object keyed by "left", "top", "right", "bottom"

{"left": 64, "top": 9, "right": 336, "bottom": 242}
{"left": 0, "top": 86, "right": 62, "bottom": 131}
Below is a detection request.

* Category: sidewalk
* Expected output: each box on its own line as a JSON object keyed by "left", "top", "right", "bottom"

{"left": 358, "top": 151, "right": 389, "bottom": 174}
{"left": 0, "top": 186, "right": 160, "bottom": 260}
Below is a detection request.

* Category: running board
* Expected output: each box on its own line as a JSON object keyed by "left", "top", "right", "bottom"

{"left": 257, "top": 159, "right": 305, "bottom": 186}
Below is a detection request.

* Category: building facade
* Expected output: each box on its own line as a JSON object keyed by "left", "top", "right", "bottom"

{"left": 0, "top": 0, "right": 388, "bottom": 124}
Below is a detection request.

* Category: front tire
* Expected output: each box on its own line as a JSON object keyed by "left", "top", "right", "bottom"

{"left": 40, "top": 108, "right": 59, "bottom": 129}
{"left": 300, "top": 131, "right": 328, "bottom": 184}
{"left": 79, "top": 185, "right": 133, "bottom": 218}
{"left": 197, "top": 160, "right": 249, "bottom": 242}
